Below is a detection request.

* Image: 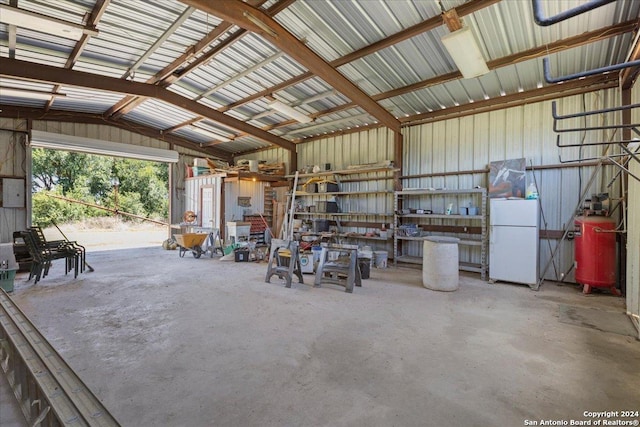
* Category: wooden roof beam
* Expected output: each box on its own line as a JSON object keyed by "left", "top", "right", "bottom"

{"left": 620, "top": 25, "right": 640, "bottom": 89}
{"left": 181, "top": 0, "right": 401, "bottom": 133}
{"left": 263, "top": 20, "right": 638, "bottom": 132}
{"left": 222, "top": 0, "right": 499, "bottom": 113}
{"left": 0, "top": 57, "right": 296, "bottom": 151}
{"left": 288, "top": 74, "right": 617, "bottom": 146}
{"left": 105, "top": 0, "right": 293, "bottom": 120}
{"left": 0, "top": 105, "right": 233, "bottom": 161}
{"left": 45, "top": 0, "right": 109, "bottom": 112}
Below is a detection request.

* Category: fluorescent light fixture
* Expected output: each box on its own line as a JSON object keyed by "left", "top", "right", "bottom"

{"left": 30, "top": 130, "right": 179, "bottom": 163}
{"left": 268, "top": 99, "right": 313, "bottom": 123}
{"left": 441, "top": 26, "right": 489, "bottom": 79}
{"left": 189, "top": 125, "right": 232, "bottom": 142}
{"left": 0, "top": 4, "right": 98, "bottom": 40}
{"left": 0, "top": 87, "right": 66, "bottom": 100}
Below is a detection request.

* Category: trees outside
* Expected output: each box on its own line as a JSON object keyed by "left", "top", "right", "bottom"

{"left": 32, "top": 149, "right": 169, "bottom": 226}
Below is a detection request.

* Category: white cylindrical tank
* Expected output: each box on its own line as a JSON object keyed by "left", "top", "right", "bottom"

{"left": 422, "top": 236, "right": 460, "bottom": 291}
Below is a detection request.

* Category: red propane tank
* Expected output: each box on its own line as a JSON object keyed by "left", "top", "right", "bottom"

{"left": 574, "top": 216, "right": 616, "bottom": 289}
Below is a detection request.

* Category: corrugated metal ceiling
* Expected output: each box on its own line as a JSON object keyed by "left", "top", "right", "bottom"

{"left": 0, "top": 0, "right": 638, "bottom": 160}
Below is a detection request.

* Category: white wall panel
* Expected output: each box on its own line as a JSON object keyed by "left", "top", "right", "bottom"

{"left": 0, "top": 119, "right": 29, "bottom": 243}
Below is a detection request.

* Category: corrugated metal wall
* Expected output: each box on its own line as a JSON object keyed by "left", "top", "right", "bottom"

{"left": 297, "top": 127, "right": 395, "bottom": 172}
{"left": 0, "top": 119, "right": 29, "bottom": 243}
{"left": 183, "top": 174, "right": 225, "bottom": 230}
{"left": 268, "top": 88, "right": 628, "bottom": 282}
{"left": 403, "top": 88, "right": 624, "bottom": 282}
{"left": 224, "top": 179, "right": 268, "bottom": 224}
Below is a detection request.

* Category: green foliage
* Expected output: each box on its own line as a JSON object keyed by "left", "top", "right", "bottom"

{"left": 31, "top": 149, "right": 169, "bottom": 225}
{"left": 32, "top": 190, "right": 87, "bottom": 227}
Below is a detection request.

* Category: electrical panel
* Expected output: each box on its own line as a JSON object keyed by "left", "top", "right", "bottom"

{"left": 1, "top": 178, "right": 25, "bottom": 208}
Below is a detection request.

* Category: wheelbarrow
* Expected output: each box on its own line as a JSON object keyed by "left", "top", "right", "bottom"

{"left": 174, "top": 233, "right": 209, "bottom": 258}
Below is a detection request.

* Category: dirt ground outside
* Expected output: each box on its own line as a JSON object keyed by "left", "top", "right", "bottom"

{"left": 42, "top": 218, "right": 169, "bottom": 251}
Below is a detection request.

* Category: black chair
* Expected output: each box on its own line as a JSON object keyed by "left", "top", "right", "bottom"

{"left": 20, "top": 231, "right": 47, "bottom": 283}
{"left": 30, "top": 226, "right": 85, "bottom": 276}
{"left": 25, "top": 228, "right": 78, "bottom": 280}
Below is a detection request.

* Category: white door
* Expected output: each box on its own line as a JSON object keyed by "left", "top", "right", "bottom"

{"left": 489, "top": 225, "right": 538, "bottom": 285}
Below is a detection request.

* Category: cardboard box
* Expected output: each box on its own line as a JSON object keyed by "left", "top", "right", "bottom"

{"left": 316, "top": 201, "right": 339, "bottom": 213}
{"left": 317, "top": 182, "right": 339, "bottom": 193}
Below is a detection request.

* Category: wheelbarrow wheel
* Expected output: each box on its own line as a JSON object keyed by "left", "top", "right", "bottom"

{"left": 192, "top": 245, "right": 203, "bottom": 259}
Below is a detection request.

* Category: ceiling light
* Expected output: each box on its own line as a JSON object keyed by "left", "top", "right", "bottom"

{"left": 0, "top": 87, "right": 66, "bottom": 100}
{"left": 267, "top": 99, "right": 313, "bottom": 123}
{"left": 441, "top": 26, "right": 489, "bottom": 79}
{"left": 30, "top": 130, "right": 179, "bottom": 163}
{"left": 0, "top": 4, "right": 98, "bottom": 40}
{"left": 189, "top": 125, "right": 232, "bottom": 142}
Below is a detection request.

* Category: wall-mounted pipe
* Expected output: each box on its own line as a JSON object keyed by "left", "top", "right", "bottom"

{"left": 552, "top": 101, "right": 640, "bottom": 120}
{"left": 553, "top": 121, "right": 640, "bottom": 134}
{"left": 532, "top": 0, "right": 617, "bottom": 26}
{"left": 556, "top": 135, "right": 640, "bottom": 148}
{"left": 544, "top": 57, "right": 640, "bottom": 84}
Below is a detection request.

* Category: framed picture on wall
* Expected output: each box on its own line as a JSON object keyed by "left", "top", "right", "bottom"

{"left": 489, "top": 158, "right": 526, "bottom": 198}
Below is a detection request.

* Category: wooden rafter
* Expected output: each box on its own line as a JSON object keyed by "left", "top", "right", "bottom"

{"left": 222, "top": 0, "right": 499, "bottom": 113}
{"left": 281, "top": 74, "right": 618, "bottom": 147}
{"left": 0, "top": 106, "right": 233, "bottom": 161}
{"left": 44, "top": 0, "right": 110, "bottom": 112}
{"left": 262, "top": 20, "right": 638, "bottom": 133}
{"left": 0, "top": 58, "right": 296, "bottom": 151}
{"left": 105, "top": 0, "right": 293, "bottom": 120}
{"left": 180, "top": 0, "right": 401, "bottom": 133}
{"left": 620, "top": 26, "right": 640, "bottom": 89}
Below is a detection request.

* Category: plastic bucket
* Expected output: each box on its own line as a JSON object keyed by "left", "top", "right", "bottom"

{"left": 358, "top": 258, "right": 371, "bottom": 279}
{"left": 373, "top": 251, "right": 388, "bottom": 269}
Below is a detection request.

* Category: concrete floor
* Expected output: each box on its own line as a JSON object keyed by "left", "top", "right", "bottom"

{"left": 2, "top": 246, "right": 639, "bottom": 427}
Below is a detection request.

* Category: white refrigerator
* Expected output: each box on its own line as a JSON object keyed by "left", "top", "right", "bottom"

{"left": 489, "top": 199, "right": 539, "bottom": 286}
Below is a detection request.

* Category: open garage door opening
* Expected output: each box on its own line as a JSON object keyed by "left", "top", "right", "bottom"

{"left": 29, "top": 130, "right": 178, "bottom": 251}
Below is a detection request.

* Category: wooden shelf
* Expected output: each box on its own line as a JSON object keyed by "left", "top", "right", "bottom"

{"left": 396, "top": 236, "right": 483, "bottom": 246}
{"left": 293, "top": 212, "right": 392, "bottom": 217}
{"left": 397, "top": 214, "right": 483, "bottom": 220}
{"left": 396, "top": 188, "right": 486, "bottom": 195}
{"left": 286, "top": 166, "right": 398, "bottom": 179}
{"left": 293, "top": 190, "right": 392, "bottom": 196}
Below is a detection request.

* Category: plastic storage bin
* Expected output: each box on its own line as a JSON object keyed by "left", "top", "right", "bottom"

{"left": 0, "top": 269, "right": 16, "bottom": 292}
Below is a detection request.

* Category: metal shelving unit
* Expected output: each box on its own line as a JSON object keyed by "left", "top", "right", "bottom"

{"left": 286, "top": 167, "right": 398, "bottom": 241}
{"left": 393, "top": 188, "right": 488, "bottom": 280}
